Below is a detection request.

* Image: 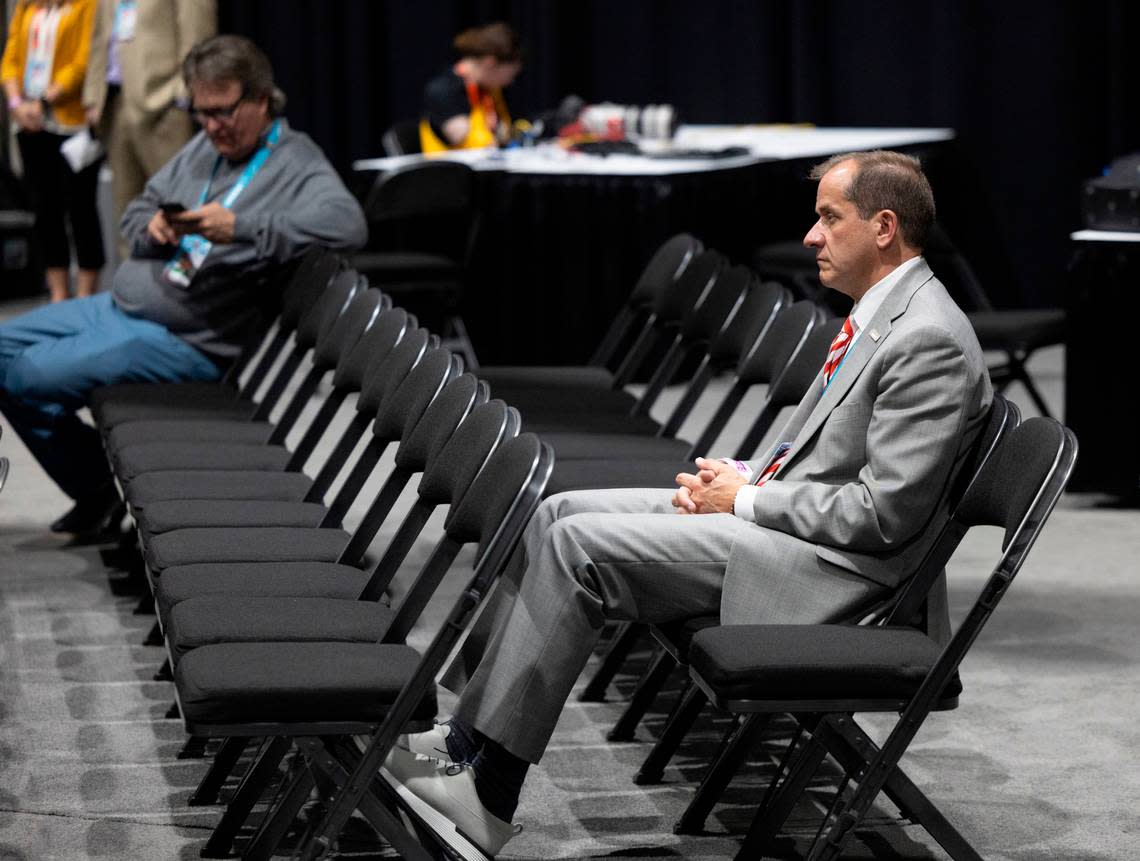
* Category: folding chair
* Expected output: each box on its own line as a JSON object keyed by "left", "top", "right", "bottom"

{"left": 108, "top": 287, "right": 386, "bottom": 487}
{"left": 137, "top": 345, "right": 460, "bottom": 579}
{"left": 170, "top": 434, "right": 553, "bottom": 860}
{"left": 120, "top": 327, "right": 434, "bottom": 515}
{"left": 477, "top": 232, "right": 702, "bottom": 390}
{"left": 683, "top": 414, "right": 1075, "bottom": 859}
{"left": 89, "top": 247, "right": 343, "bottom": 432}
{"left": 351, "top": 161, "right": 481, "bottom": 365}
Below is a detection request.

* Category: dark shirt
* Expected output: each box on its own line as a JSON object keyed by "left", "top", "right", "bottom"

{"left": 423, "top": 70, "right": 471, "bottom": 143}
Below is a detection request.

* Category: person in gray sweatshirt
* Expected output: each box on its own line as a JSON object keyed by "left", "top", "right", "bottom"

{"left": 0, "top": 34, "right": 366, "bottom": 534}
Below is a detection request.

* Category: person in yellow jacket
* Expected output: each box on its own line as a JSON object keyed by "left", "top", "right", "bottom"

{"left": 2, "top": 0, "right": 103, "bottom": 302}
{"left": 420, "top": 22, "right": 521, "bottom": 152}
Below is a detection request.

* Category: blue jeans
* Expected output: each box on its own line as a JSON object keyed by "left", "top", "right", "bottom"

{"left": 0, "top": 293, "right": 220, "bottom": 499}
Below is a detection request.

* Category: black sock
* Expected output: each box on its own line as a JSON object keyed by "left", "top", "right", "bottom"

{"left": 470, "top": 737, "right": 529, "bottom": 823}
{"left": 443, "top": 716, "right": 483, "bottom": 765}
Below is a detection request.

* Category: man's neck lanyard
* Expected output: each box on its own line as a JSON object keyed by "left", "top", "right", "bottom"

{"left": 163, "top": 120, "right": 282, "bottom": 289}
{"left": 198, "top": 119, "right": 283, "bottom": 209}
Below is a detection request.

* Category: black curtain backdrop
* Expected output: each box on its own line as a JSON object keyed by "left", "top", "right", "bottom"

{"left": 219, "top": 0, "right": 1140, "bottom": 310}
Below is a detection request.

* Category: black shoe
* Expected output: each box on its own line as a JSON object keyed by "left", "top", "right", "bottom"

{"left": 50, "top": 486, "right": 124, "bottom": 535}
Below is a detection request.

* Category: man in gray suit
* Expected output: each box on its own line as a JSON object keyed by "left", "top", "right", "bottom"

{"left": 383, "top": 150, "right": 993, "bottom": 860}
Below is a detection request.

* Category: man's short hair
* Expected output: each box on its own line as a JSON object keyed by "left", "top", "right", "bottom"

{"left": 809, "top": 150, "right": 935, "bottom": 250}
{"left": 182, "top": 35, "right": 287, "bottom": 116}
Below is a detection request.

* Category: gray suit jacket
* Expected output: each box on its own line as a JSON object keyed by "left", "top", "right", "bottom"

{"left": 723, "top": 259, "right": 991, "bottom": 615}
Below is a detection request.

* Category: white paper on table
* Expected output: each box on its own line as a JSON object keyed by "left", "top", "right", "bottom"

{"left": 60, "top": 129, "right": 105, "bottom": 173}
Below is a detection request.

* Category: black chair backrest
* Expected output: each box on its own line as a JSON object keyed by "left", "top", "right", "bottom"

{"left": 280, "top": 247, "right": 341, "bottom": 331}
{"left": 882, "top": 394, "right": 1019, "bottom": 627}
{"left": 331, "top": 307, "right": 410, "bottom": 391}
{"left": 0, "top": 456, "right": 8, "bottom": 495}
{"left": 355, "top": 327, "right": 432, "bottom": 417}
{"left": 680, "top": 264, "right": 756, "bottom": 342}
{"left": 381, "top": 119, "right": 422, "bottom": 156}
{"left": 311, "top": 287, "right": 384, "bottom": 371}
{"left": 394, "top": 373, "right": 489, "bottom": 472}
{"left": 653, "top": 249, "right": 726, "bottom": 322}
{"left": 356, "top": 398, "right": 520, "bottom": 605}
{"left": 364, "top": 161, "right": 475, "bottom": 221}
{"left": 370, "top": 347, "right": 459, "bottom": 442}
{"left": 706, "top": 280, "right": 790, "bottom": 367}
{"left": 686, "top": 300, "right": 824, "bottom": 458}
{"left": 763, "top": 316, "right": 843, "bottom": 406}
{"left": 628, "top": 233, "right": 703, "bottom": 309}
{"left": 296, "top": 270, "right": 358, "bottom": 351}
{"left": 589, "top": 232, "right": 703, "bottom": 368}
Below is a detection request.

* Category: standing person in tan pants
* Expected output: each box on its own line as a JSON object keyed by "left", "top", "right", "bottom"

{"left": 82, "top": 0, "right": 215, "bottom": 247}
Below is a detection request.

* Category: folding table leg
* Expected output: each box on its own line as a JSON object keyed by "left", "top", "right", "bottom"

{"left": 635, "top": 683, "right": 707, "bottom": 785}
{"left": 607, "top": 646, "right": 677, "bottom": 741}
{"left": 200, "top": 736, "right": 291, "bottom": 859}
{"left": 188, "top": 737, "right": 251, "bottom": 805}
{"left": 579, "top": 622, "right": 644, "bottom": 702}
{"left": 675, "top": 713, "right": 769, "bottom": 835}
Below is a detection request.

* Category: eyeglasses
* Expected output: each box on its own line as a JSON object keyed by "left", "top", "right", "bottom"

{"left": 188, "top": 93, "right": 246, "bottom": 124}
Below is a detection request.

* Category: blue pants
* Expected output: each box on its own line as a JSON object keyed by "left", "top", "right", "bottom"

{"left": 0, "top": 293, "right": 220, "bottom": 499}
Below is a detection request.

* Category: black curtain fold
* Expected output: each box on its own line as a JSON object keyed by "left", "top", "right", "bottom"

{"left": 220, "top": 0, "right": 1140, "bottom": 309}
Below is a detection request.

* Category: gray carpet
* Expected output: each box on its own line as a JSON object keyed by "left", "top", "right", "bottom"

{"left": 2, "top": 317, "right": 1137, "bottom": 859}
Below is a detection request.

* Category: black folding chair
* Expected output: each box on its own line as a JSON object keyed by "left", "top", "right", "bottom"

{"left": 684, "top": 414, "right": 1075, "bottom": 859}
{"left": 381, "top": 119, "right": 422, "bottom": 156}
{"left": 478, "top": 232, "right": 703, "bottom": 390}
{"left": 89, "top": 247, "right": 343, "bottom": 432}
{"left": 352, "top": 161, "right": 481, "bottom": 365}
{"left": 170, "top": 434, "right": 553, "bottom": 860}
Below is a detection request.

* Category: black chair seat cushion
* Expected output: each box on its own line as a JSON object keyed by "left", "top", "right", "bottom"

{"left": 144, "top": 526, "right": 349, "bottom": 574}
{"left": 522, "top": 410, "right": 661, "bottom": 436}
{"left": 543, "top": 432, "right": 690, "bottom": 461}
{"left": 96, "top": 396, "right": 256, "bottom": 431}
{"left": 125, "top": 470, "right": 312, "bottom": 509}
{"left": 967, "top": 309, "right": 1065, "bottom": 353}
{"left": 651, "top": 614, "right": 720, "bottom": 661}
{"left": 116, "top": 442, "right": 291, "bottom": 483}
{"left": 90, "top": 380, "right": 237, "bottom": 411}
{"left": 107, "top": 419, "right": 273, "bottom": 458}
{"left": 166, "top": 595, "right": 394, "bottom": 664}
{"left": 478, "top": 366, "right": 614, "bottom": 389}
{"left": 689, "top": 625, "right": 962, "bottom": 702}
{"left": 351, "top": 250, "right": 459, "bottom": 278}
{"left": 156, "top": 561, "right": 367, "bottom": 624}
{"left": 139, "top": 499, "right": 328, "bottom": 536}
{"left": 489, "top": 384, "right": 637, "bottom": 416}
{"left": 543, "top": 457, "right": 693, "bottom": 496}
{"left": 175, "top": 641, "right": 437, "bottom": 727}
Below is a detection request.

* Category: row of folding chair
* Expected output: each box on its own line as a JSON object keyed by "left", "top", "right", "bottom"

{"left": 83, "top": 234, "right": 1076, "bottom": 860}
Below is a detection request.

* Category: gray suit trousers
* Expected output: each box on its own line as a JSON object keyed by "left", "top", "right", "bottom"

{"left": 448, "top": 488, "right": 887, "bottom": 763}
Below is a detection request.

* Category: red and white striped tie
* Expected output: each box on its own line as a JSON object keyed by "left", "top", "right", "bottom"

{"left": 822, "top": 316, "right": 856, "bottom": 387}
{"left": 754, "top": 442, "right": 792, "bottom": 486}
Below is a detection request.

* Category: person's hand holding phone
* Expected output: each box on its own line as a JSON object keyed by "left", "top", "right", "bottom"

{"left": 170, "top": 202, "right": 236, "bottom": 244}
{"left": 146, "top": 204, "right": 182, "bottom": 245}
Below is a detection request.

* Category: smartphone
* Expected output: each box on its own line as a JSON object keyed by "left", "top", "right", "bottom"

{"left": 159, "top": 202, "right": 186, "bottom": 217}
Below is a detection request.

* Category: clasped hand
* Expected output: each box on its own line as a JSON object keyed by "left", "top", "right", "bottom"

{"left": 672, "top": 456, "right": 745, "bottom": 515}
{"left": 146, "top": 202, "right": 236, "bottom": 246}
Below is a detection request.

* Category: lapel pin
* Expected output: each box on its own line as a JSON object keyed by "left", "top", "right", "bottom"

{"left": 869, "top": 328, "right": 881, "bottom": 342}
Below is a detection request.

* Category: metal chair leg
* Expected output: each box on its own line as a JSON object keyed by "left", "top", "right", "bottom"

{"left": 674, "top": 713, "right": 768, "bottom": 835}
{"left": 200, "top": 736, "right": 291, "bottom": 859}
{"left": 607, "top": 646, "right": 678, "bottom": 741}
{"left": 240, "top": 763, "right": 316, "bottom": 861}
{"left": 579, "top": 622, "right": 644, "bottom": 702}
{"left": 188, "top": 737, "right": 251, "bottom": 806}
{"left": 634, "top": 683, "right": 707, "bottom": 785}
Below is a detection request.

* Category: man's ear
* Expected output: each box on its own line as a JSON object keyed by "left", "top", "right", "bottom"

{"left": 875, "top": 209, "right": 900, "bottom": 249}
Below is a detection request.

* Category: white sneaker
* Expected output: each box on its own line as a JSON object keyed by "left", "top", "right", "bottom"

{"left": 381, "top": 749, "right": 516, "bottom": 861}
{"left": 398, "top": 723, "right": 456, "bottom": 763}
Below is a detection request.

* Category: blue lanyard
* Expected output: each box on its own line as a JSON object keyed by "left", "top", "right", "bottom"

{"left": 197, "top": 119, "right": 282, "bottom": 209}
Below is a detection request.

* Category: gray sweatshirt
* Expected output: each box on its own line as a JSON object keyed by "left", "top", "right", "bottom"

{"left": 114, "top": 120, "right": 366, "bottom": 360}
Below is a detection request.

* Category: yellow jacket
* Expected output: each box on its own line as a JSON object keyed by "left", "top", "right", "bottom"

{"left": 2, "top": 0, "right": 97, "bottom": 128}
